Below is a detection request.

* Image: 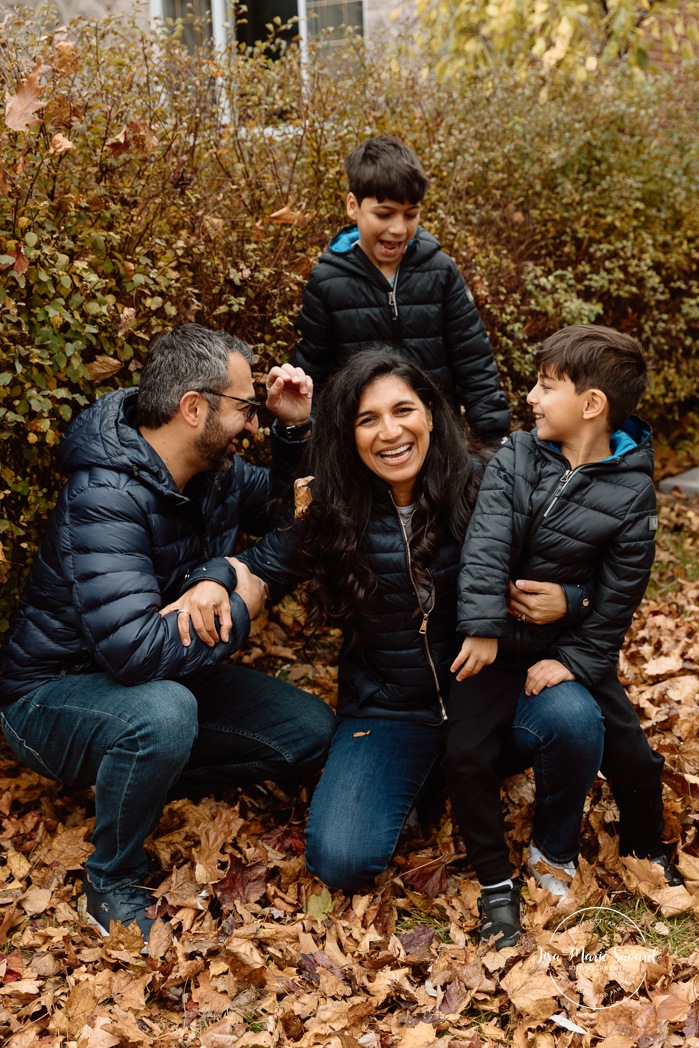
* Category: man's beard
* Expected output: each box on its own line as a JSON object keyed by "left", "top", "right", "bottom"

{"left": 195, "top": 411, "right": 236, "bottom": 472}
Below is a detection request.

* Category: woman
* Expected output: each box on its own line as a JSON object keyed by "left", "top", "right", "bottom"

{"left": 233, "top": 349, "right": 603, "bottom": 897}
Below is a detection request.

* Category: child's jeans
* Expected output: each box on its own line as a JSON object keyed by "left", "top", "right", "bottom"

{"left": 445, "top": 666, "right": 603, "bottom": 884}
{"left": 444, "top": 664, "right": 665, "bottom": 884}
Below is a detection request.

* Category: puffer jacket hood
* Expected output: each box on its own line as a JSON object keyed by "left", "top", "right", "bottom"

{"left": 326, "top": 223, "right": 440, "bottom": 268}
{"left": 58, "top": 387, "right": 181, "bottom": 503}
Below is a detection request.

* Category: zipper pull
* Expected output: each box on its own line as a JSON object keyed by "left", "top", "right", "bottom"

{"left": 543, "top": 469, "right": 572, "bottom": 518}
{"left": 419, "top": 613, "right": 428, "bottom": 635}
{"left": 388, "top": 289, "right": 398, "bottom": 320}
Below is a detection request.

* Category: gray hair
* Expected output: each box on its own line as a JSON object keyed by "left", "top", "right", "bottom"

{"left": 136, "top": 323, "right": 253, "bottom": 428}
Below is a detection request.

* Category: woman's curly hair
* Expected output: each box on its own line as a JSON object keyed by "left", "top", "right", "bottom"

{"left": 291, "top": 348, "right": 483, "bottom": 639}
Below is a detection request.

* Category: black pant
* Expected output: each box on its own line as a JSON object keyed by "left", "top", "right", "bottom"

{"left": 444, "top": 664, "right": 665, "bottom": 884}
{"left": 593, "top": 672, "right": 665, "bottom": 857}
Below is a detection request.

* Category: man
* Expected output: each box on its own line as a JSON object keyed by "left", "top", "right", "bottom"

{"left": 0, "top": 324, "right": 335, "bottom": 940}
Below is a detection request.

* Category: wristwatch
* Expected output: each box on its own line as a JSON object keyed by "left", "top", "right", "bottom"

{"left": 280, "top": 419, "right": 312, "bottom": 441}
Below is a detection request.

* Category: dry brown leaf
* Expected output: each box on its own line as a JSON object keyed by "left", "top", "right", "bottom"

{"left": 5, "top": 59, "right": 46, "bottom": 131}
{"left": 19, "top": 885, "right": 51, "bottom": 915}
{"left": 49, "top": 132, "right": 75, "bottom": 154}
{"left": 105, "top": 127, "right": 128, "bottom": 155}
{"left": 643, "top": 654, "right": 684, "bottom": 677}
{"left": 117, "top": 305, "right": 136, "bottom": 337}
{"left": 267, "top": 205, "right": 305, "bottom": 225}
{"left": 85, "top": 355, "right": 122, "bottom": 382}
{"left": 500, "top": 954, "right": 559, "bottom": 1019}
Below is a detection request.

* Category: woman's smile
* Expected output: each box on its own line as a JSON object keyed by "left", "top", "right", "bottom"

{"left": 354, "top": 375, "right": 432, "bottom": 505}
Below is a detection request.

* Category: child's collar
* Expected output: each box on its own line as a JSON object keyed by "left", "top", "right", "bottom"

{"left": 545, "top": 424, "right": 639, "bottom": 461}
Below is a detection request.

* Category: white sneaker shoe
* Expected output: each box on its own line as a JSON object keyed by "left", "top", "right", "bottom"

{"left": 526, "top": 843, "right": 575, "bottom": 898}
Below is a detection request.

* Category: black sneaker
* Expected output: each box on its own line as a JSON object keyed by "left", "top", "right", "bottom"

{"left": 85, "top": 881, "right": 154, "bottom": 942}
{"left": 477, "top": 883, "right": 521, "bottom": 951}
{"left": 650, "top": 854, "right": 685, "bottom": 888}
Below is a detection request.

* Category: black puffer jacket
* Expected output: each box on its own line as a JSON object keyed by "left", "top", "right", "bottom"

{"left": 242, "top": 484, "right": 462, "bottom": 725}
{"left": 456, "top": 418, "right": 656, "bottom": 686}
{"left": 294, "top": 225, "right": 511, "bottom": 442}
{"left": 0, "top": 387, "right": 301, "bottom": 704}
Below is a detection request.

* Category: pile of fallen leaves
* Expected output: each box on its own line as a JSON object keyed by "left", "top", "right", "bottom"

{"left": 1, "top": 494, "right": 698, "bottom": 1048}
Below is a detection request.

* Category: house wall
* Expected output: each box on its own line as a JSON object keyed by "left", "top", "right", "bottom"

{"left": 0, "top": 0, "right": 417, "bottom": 38}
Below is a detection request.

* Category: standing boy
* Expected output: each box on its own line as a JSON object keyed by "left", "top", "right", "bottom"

{"left": 294, "top": 134, "right": 511, "bottom": 444}
{"left": 445, "top": 325, "right": 682, "bottom": 949}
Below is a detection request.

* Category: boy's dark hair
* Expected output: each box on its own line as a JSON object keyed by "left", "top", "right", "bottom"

{"left": 536, "top": 325, "right": 650, "bottom": 430}
{"left": 344, "top": 134, "right": 429, "bottom": 205}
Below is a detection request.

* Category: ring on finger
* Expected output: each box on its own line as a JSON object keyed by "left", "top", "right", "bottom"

{"left": 518, "top": 611, "right": 526, "bottom": 622}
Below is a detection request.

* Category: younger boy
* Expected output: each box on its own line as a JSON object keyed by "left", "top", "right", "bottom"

{"left": 293, "top": 134, "right": 511, "bottom": 444}
{"left": 444, "top": 325, "right": 681, "bottom": 949}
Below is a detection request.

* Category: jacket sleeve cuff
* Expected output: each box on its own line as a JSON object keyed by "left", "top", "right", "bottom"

{"left": 560, "top": 582, "right": 593, "bottom": 626}
{"left": 178, "top": 557, "right": 238, "bottom": 597}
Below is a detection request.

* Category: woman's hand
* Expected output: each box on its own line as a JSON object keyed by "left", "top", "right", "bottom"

{"left": 451, "top": 636, "right": 498, "bottom": 681}
{"left": 507, "top": 579, "right": 567, "bottom": 625}
{"left": 525, "top": 659, "right": 574, "bottom": 696}
{"left": 159, "top": 559, "right": 269, "bottom": 647}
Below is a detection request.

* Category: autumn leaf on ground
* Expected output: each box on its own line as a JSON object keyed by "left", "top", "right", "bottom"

{"left": 400, "top": 853, "right": 451, "bottom": 898}
{"left": 500, "top": 952, "right": 559, "bottom": 1019}
{"left": 305, "top": 884, "right": 333, "bottom": 918}
{"left": 215, "top": 856, "right": 269, "bottom": 906}
{"left": 619, "top": 856, "right": 694, "bottom": 915}
{"left": 5, "top": 59, "right": 46, "bottom": 131}
{"left": 260, "top": 823, "right": 305, "bottom": 857}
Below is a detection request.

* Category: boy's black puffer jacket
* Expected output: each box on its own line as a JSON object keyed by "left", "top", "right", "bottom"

{"left": 242, "top": 483, "right": 461, "bottom": 725}
{"left": 456, "top": 418, "right": 656, "bottom": 686}
{"left": 294, "top": 225, "right": 511, "bottom": 442}
{"left": 0, "top": 388, "right": 300, "bottom": 704}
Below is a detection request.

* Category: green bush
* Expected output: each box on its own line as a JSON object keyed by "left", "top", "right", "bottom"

{"left": 1, "top": 5, "right": 697, "bottom": 629}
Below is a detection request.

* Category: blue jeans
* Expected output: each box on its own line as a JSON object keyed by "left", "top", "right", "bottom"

{"left": 445, "top": 668, "right": 605, "bottom": 884}
{"left": 0, "top": 664, "right": 334, "bottom": 892}
{"left": 305, "top": 716, "right": 445, "bottom": 891}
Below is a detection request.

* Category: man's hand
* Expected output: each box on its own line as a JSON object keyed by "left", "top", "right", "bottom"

{"left": 231, "top": 558, "right": 269, "bottom": 620}
{"left": 525, "top": 659, "right": 574, "bottom": 696}
{"left": 507, "top": 579, "right": 567, "bottom": 625}
{"left": 159, "top": 558, "right": 269, "bottom": 647}
{"left": 265, "top": 363, "right": 313, "bottom": 427}
{"left": 451, "top": 636, "right": 498, "bottom": 681}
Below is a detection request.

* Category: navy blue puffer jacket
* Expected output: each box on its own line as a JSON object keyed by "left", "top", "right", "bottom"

{"left": 0, "top": 387, "right": 300, "bottom": 704}
{"left": 242, "top": 484, "right": 462, "bottom": 725}
{"left": 294, "top": 225, "right": 511, "bottom": 442}
{"left": 456, "top": 418, "right": 657, "bottom": 686}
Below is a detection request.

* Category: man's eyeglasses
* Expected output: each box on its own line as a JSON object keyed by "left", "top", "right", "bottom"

{"left": 197, "top": 389, "right": 261, "bottom": 423}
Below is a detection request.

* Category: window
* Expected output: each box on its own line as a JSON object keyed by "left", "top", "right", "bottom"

{"left": 152, "top": 1, "right": 365, "bottom": 54}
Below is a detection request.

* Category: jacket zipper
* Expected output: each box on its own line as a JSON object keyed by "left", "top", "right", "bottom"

{"left": 395, "top": 504, "right": 448, "bottom": 722}
{"left": 542, "top": 468, "right": 573, "bottom": 518}
{"left": 387, "top": 267, "right": 400, "bottom": 320}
